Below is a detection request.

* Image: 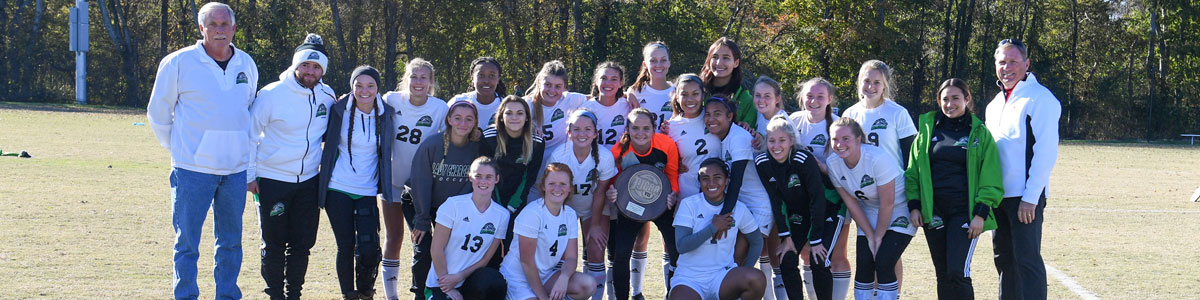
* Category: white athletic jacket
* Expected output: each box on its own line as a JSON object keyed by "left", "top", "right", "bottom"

{"left": 248, "top": 70, "right": 337, "bottom": 183}
{"left": 147, "top": 41, "right": 259, "bottom": 175}
{"left": 984, "top": 72, "right": 1061, "bottom": 205}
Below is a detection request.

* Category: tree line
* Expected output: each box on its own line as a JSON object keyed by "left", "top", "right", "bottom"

{"left": 1, "top": 0, "right": 1196, "bottom": 141}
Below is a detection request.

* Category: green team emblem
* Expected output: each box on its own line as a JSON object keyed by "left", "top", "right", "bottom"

{"left": 811, "top": 134, "right": 827, "bottom": 146}
{"left": 871, "top": 118, "right": 888, "bottom": 130}
{"left": 612, "top": 115, "right": 625, "bottom": 126}
{"left": 788, "top": 174, "right": 802, "bottom": 188}
{"left": 480, "top": 222, "right": 496, "bottom": 235}
{"left": 315, "top": 103, "right": 328, "bottom": 117}
{"left": 416, "top": 115, "right": 434, "bottom": 127}
{"left": 551, "top": 109, "right": 565, "bottom": 122}
{"left": 928, "top": 215, "right": 944, "bottom": 229}
{"left": 236, "top": 72, "right": 248, "bottom": 84}
{"left": 307, "top": 52, "right": 320, "bottom": 60}
{"left": 789, "top": 213, "right": 803, "bottom": 224}
{"left": 660, "top": 101, "right": 672, "bottom": 112}
{"left": 890, "top": 216, "right": 910, "bottom": 228}
{"left": 270, "top": 202, "right": 285, "bottom": 217}
{"left": 954, "top": 136, "right": 969, "bottom": 149}
{"left": 860, "top": 175, "right": 875, "bottom": 188}
{"left": 558, "top": 224, "right": 568, "bottom": 237}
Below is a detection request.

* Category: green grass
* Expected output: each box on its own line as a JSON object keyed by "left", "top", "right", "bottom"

{"left": 2, "top": 104, "right": 1198, "bottom": 299}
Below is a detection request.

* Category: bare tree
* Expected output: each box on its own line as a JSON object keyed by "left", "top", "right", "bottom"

{"left": 98, "top": 0, "right": 141, "bottom": 105}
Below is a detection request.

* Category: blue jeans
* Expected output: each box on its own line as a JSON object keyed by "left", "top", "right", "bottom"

{"left": 171, "top": 167, "right": 247, "bottom": 300}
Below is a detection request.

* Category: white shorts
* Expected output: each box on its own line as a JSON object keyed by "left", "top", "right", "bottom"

{"left": 504, "top": 267, "right": 562, "bottom": 300}
{"left": 670, "top": 266, "right": 734, "bottom": 300}
{"left": 567, "top": 196, "right": 594, "bottom": 220}
{"left": 752, "top": 209, "right": 773, "bottom": 234}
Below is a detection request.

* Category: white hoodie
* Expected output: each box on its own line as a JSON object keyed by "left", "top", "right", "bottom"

{"left": 248, "top": 69, "right": 337, "bottom": 183}
{"left": 147, "top": 41, "right": 259, "bottom": 175}
{"left": 985, "top": 72, "right": 1061, "bottom": 205}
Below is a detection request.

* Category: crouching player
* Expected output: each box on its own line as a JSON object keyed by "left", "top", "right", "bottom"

{"left": 426, "top": 157, "right": 510, "bottom": 300}
{"left": 669, "top": 158, "right": 766, "bottom": 300}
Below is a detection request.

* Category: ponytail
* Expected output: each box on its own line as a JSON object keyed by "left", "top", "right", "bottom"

{"left": 631, "top": 42, "right": 669, "bottom": 92}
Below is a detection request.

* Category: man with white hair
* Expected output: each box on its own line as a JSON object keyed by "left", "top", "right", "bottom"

{"left": 249, "top": 33, "right": 335, "bottom": 300}
{"left": 985, "top": 38, "right": 1060, "bottom": 300}
{"left": 146, "top": 2, "right": 258, "bottom": 299}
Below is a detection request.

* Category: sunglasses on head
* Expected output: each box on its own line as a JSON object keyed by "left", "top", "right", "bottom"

{"left": 998, "top": 39, "right": 1025, "bottom": 48}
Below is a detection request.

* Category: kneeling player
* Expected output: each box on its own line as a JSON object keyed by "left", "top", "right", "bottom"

{"left": 669, "top": 158, "right": 766, "bottom": 300}
{"left": 427, "top": 157, "right": 510, "bottom": 300}
{"left": 500, "top": 163, "right": 597, "bottom": 300}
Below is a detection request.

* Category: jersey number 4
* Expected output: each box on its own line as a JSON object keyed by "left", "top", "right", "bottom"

{"left": 549, "top": 240, "right": 560, "bottom": 256}
{"left": 460, "top": 234, "right": 485, "bottom": 253}
{"left": 396, "top": 125, "right": 423, "bottom": 145}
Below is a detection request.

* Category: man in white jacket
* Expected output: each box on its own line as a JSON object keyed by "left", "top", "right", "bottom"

{"left": 985, "top": 39, "right": 1060, "bottom": 300}
{"left": 146, "top": 3, "right": 258, "bottom": 299}
{"left": 248, "top": 33, "right": 336, "bottom": 300}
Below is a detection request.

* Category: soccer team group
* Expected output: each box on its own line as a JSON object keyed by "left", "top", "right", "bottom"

{"left": 148, "top": 3, "right": 1062, "bottom": 300}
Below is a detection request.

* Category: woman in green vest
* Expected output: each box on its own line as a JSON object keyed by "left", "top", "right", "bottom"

{"left": 904, "top": 78, "right": 1004, "bottom": 299}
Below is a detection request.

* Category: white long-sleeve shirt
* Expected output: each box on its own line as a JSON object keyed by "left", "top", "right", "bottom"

{"left": 249, "top": 71, "right": 336, "bottom": 183}
{"left": 147, "top": 41, "right": 259, "bottom": 175}
{"left": 985, "top": 72, "right": 1061, "bottom": 205}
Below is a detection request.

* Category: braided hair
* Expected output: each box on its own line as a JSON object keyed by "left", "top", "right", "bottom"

{"left": 345, "top": 94, "right": 382, "bottom": 173}
{"left": 567, "top": 109, "right": 601, "bottom": 184}
{"left": 442, "top": 101, "right": 483, "bottom": 166}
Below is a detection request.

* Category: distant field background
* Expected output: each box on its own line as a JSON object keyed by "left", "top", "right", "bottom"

{"left": 1, "top": 102, "right": 1198, "bottom": 299}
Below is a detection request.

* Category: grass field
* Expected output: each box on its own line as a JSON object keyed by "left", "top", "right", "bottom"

{"left": 1, "top": 102, "right": 1198, "bottom": 299}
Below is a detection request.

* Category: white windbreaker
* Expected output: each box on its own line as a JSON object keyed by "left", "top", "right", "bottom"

{"left": 248, "top": 70, "right": 337, "bottom": 183}
{"left": 147, "top": 41, "right": 259, "bottom": 175}
{"left": 985, "top": 72, "right": 1061, "bottom": 205}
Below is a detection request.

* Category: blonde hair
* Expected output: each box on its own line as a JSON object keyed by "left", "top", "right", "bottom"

{"left": 856, "top": 60, "right": 896, "bottom": 104}
{"left": 830, "top": 117, "right": 866, "bottom": 144}
{"left": 397, "top": 58, "right": 438, "bottom": 96}
{"left": 537, "top": 162, "right": 576, "bottom": 199}
{"left": 797, "top": 77, "right": 838, "bottom": 155}
{"left": 525, "top": 60, "right": 569, "bottom": 133}
{"left": 765, "top": 115, "right": 802, "bottom": 150}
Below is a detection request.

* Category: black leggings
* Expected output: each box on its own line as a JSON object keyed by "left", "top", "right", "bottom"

{"left": 424, "top": 267, "right": 507, "bottom": 300}
{"left": 401, "top": 198, "right": 437, "bottom": 300}
{"left": 854, "top": 231, "right": 912, "bottom": 285}
{"left": 780, "top": 215, "right": 845, "bottom": 300}
{"left": 608, "top": 210, "right": 677, "bottom": 300}
{"left": 324, "top": 190, "right": 382, "bottom": 296}
{"left": 924, "top": 213, "right": 979, "bottom": 300}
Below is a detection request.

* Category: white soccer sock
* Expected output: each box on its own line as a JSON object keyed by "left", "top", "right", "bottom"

{"left": 759, "top": 256, "right": 776, "bottom": 300}
{"left": 853, "top": 281, "right": 875, "bottom": 300}
{"left": 381, "top": 258, "right": 401, "bottom": 300}
{"left": 802, "top": 265, "right": 817, "bottom": 300}
{"left": 630, "top": 251, "right": 647, "bottom": 296}
{"left": 773, "top": 266, "right": 789, "bottom": 300}
{"left": 876, "top": 282, "right": 899, "bottom": 300}
{"left": 832, "top": 271, "right": 852, "bottom": 300}
{"left": 606, "top": 260, "right": 616, "bottom": 300}
{"left": 587, "top": 262, "right": 607, "bottom": 300}
{"left": 662, "top": 253, "right": 674, "bottom": 288}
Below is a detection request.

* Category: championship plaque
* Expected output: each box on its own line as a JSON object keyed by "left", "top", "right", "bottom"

{"left": 615, "top": 164, "right": 671, "bottom": 221}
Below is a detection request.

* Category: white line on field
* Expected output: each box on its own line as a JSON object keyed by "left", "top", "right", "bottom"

{"left": 1047, "top": 207, "right": 1200, "bottom": 214}
{"left": 1046, "top": 263, "right": 1100, "bottom": 300}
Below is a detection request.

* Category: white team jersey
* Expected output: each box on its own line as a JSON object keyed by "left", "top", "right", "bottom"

{"left": 449, "top": 91, "right": 503, "bottom": 130}
{"left": 425, "top": 194, "right": 511, "bottom": 288}
{"left": 579, "top": 98, "right": 631, "bottom": 147}
{"left": 840, "top": 100, "right": 917, "bottom": 167}
{"left": 755, "top": 110, "right": 788, "bottom": 138}
{"left": 528, "top": 92, "right": 587, "bottom": 152}
{"left": 541, "top": 144, "right": 619, "bottom": 219}
{"left": 826, "top": 145, "right": 915, "bottom": 236}
{"left": 500, "top": 199, "right": 579, "bottom": 281}
{"left": 384, "top": 91, "right": 449, "bottom": 187}
{"left": 720, "top": 125, "right": 771, "bottom": 216}
{"left": 789, "top": 110, "right": 839, "bottom": 164}
{"left": 630, "top": 84, "right": 675, "bottom": 127}
{"left": 673, "top": 194, "right": 758, "bottom": 276}
{"left": 668, "top": 114, "right": 721, "bottom": 198}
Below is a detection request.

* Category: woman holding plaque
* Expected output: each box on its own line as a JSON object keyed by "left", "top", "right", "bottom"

{"left": 605, "top": 108, "right": 681, "bottom": 300}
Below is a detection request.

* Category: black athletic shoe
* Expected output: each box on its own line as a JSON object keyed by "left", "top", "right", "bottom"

{"left": 632, "top": 293, "right": 646, "bottom": 300}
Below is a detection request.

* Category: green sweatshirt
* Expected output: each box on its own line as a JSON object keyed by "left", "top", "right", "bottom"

{"left": 905, "top": 111, "right": 1004, "bottom": 231}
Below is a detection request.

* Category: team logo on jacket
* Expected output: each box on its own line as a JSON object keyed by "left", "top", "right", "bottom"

{"left": 788, "top": 174, "right": 801, "bottom": 188}
{"left": 557, "top": 224, "right": 568, "bottom": 237}
{"left": 416, "top": 116, "right": 434, "bottom": 127}
{"left": 871, "top": 118, "right": 888, "bottom": 130}
{"left": 811, "top": 134, "right": 827, "bottom": 146}
{"left": 236, "top": 72, "right": 248, "bottom": 84}
{"left": 481, "top": 222, "right": 496, "bottom": 235}
{"left": 860, "top": 175, "right": 875, "bottom": 188}
{"left": 612, "top": 115, "right": 625, "bottom": 126}
{"left": 955, "top": 137, "right": 969, "bottom": 149}
{"left": 789, "top": 213, "right": 803, "bottom": 224}
{"left": 316, "top": 103, "right": 328, "bottom": 117}
{"left": 552, "top": 109, "right": 565, "bottom": 122}
{"left": 890, "top": 216, "right": 910, "bottom": 228}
